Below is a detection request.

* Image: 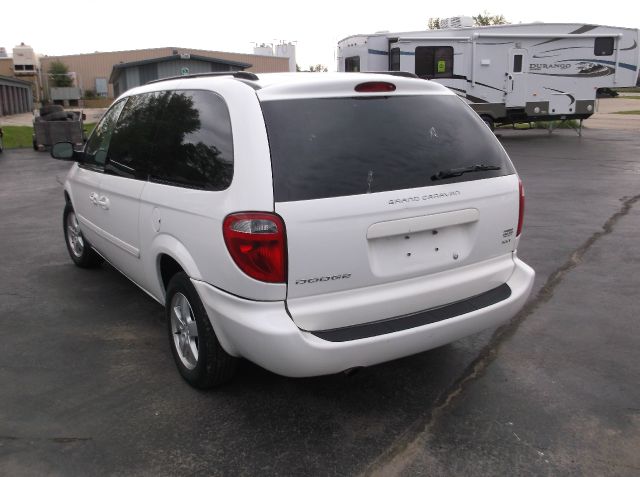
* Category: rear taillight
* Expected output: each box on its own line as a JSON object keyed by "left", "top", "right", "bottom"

{"left": 223, "top": 212, "right": 287, "bottom": 283}
{"left": 517, "top": 179, "right": 525, "bottom": 237}
{"left": 355, "top": 81, "right": 396, "bottom": 93}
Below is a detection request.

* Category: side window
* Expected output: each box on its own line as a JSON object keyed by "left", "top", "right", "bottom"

{"left": 83, "top": 100, "right": 126, "bottom": 168}
{"left": 594, "top": 37, "right": 614, "bottom": 56}
{"left": 415, "top": 46, "right": 454, "bottom": 79}
{"left": 150, "top": 90, "right": 234, "bottom": 190}
{"left": 513, "top": 54, "right": 523, "bottom": 73}
{"left": 345, "top": 56, "right": 360, "bottom": 72}
{"left": 415, "top": 47, "right": 435, "bottom": 78}
{"left": 389, "top": 48, "right": 401, "bottom": 71}
{"left": 105, "top": 91, "right": 169, "bottom": 179}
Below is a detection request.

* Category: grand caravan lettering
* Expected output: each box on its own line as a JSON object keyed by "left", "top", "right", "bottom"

{"left": 388, "top": 190, "right": 461, "bottom": 205}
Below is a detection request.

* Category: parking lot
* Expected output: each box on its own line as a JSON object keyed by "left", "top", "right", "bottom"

{"left": 1, "top": 127, "right": 639, "bottom": 476}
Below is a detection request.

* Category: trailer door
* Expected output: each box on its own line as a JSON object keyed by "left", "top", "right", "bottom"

{"left": 506, "top": 49, "right": 527, "bottom": 107}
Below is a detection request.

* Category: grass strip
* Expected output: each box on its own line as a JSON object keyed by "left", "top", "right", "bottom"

{"left": 1, "top": 123, "right": 95, "bottom": 149}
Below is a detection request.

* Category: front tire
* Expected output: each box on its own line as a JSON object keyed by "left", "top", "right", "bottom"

{"left": 166, "top": 272, "right": 238, "bottom": 388}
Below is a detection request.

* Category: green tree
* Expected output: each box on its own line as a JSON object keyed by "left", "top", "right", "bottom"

{"left": 473, "top": 11, "right": 508, "bottom": 26}
{"left": 48, "top": 61, "right": 73, "bottom": 87}
{"left": 428, "top": 17, "right": 441, "bottom": 30}
{"left": 308, "top": 64, "right": 328, "bottom": 72}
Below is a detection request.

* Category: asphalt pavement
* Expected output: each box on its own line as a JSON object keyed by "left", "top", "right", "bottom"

{"left": 0, "top": 127, "right": 639, "bottom": 476}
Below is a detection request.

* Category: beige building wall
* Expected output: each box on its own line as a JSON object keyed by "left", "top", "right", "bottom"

{"left": 40, "top": 47, "right": 289, "bottom": 98}
{"left": 0, "top": 58, "right": 13, "bottom": 77}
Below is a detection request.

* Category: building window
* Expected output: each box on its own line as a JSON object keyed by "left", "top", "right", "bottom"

{"left": 594, "top": 37, "right": 615, "bottom": 56}
{"left": 345, "top": 56, "right": 360, "bottom": 72}
{"left": 415, "top": 46, "right": 454, "bottom": 79}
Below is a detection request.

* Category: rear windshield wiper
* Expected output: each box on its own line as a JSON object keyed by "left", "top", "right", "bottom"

{"left": 431, "top": 164, "right": 501, "bottom": 181}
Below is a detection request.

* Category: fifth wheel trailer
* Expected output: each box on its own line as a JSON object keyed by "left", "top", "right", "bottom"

{"left": 337, "top": 23, "right": 640, "bottom": 127}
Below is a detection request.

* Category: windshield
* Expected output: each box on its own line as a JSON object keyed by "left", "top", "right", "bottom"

{"left": 261, "top": 94, "right": 514, "bottom": 202}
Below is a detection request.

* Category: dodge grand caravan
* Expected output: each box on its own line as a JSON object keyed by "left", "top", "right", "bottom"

{"left": 52, "top": 72, "right": 534, "bottom": 388}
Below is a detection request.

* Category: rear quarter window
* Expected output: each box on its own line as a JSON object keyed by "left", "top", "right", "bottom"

{"left": 150, "top": 90, "right": 234, "bottom": 190}
{"left": 261, "top": 94, "right": 514, "bottom": 202}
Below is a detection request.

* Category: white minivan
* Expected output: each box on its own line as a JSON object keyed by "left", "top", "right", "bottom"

{"left": 52, "top": 72, "right": 534, "bottom": 388}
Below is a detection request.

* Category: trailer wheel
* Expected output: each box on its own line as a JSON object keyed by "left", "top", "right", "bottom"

{"left": 480, "top": 115, "right": 495, "bottom": 131}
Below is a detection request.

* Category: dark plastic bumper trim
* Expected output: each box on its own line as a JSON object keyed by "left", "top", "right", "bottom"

{"left": 308, "top": 283, "right": 512, "bottom": 342}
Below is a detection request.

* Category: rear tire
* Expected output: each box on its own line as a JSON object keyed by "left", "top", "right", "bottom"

{"left": 63, "top": 203, "right": 103, "bottom": 268}
{"left": 166, "top": 272, "right": 238, "bottom": 388}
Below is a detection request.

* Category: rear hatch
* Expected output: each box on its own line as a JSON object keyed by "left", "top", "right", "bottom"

{"left": 258, "top": 78, "right": 519, "bottom": 330}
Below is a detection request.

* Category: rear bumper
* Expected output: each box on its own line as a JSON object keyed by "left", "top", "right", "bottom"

{"left": 192, "top": 256, "right": 534, "bottom": 377}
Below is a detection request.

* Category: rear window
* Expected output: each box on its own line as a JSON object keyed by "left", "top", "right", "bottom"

{"left": 261, "top": 95, "right": 514, "bottom": 202}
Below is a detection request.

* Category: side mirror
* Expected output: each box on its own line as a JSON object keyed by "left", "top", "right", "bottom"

{"left": 50, "top": 142, "right": 75, "bottom": 161}
{"left": 82, "top": 113, "right": 87, "bottom": 120}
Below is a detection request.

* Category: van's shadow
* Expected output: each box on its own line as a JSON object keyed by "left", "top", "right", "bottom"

{"left": 35, "top": 259, "right": 488, "bottom": 474}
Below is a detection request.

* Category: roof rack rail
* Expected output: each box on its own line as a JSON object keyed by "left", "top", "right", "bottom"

{"left": 146, "top": 71, "right": 259, "bottom": 85}
{"left": 363, "top": 71, "right": 419, "bottom": 79}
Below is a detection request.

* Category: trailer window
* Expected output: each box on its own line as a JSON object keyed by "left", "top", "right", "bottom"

{"left": 513, "top": 55, "right": 523, "bottom": 73}
{"left": 415, "top": 46, "right": 453, "bottom": 79}
{"left": 345, "top": 56, "right": 361, "bottom": 72}
{"left": 390, "top": 48, "right": 401, "bottom": 71}
{"left": 594, "top": 37, "right": 614, "bottom": 56}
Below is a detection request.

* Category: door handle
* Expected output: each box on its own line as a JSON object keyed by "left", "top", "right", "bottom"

{"left": 89, "top": 192, "right": 99, "bottom": 205}
{"left": 97, "top": 196, "right": 110, "bottom": 210}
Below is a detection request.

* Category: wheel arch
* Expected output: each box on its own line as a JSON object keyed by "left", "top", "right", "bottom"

{"left": 151, "top": 234, "right": 203, "bottom": 300}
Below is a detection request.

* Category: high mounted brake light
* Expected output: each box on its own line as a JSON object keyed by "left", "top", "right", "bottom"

{"left": 223, "top": 212, "right": 287, "bottom": 283}
{"left": 355, "top": 82, "right": 396, "bottom": 93}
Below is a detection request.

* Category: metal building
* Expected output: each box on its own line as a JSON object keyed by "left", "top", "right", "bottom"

{"left": 40, "top": 47, "right": 290, "bottom": 99}
{"left": 109, "top": 54, "right": 252, "bottom": 96}
{"left": 0, "top": 75, "right": 33, "bottom": 116}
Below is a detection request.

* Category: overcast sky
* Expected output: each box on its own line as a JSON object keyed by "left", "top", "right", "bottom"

{"left": 2, "top": 1, "right": 639, "bottom": 70}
